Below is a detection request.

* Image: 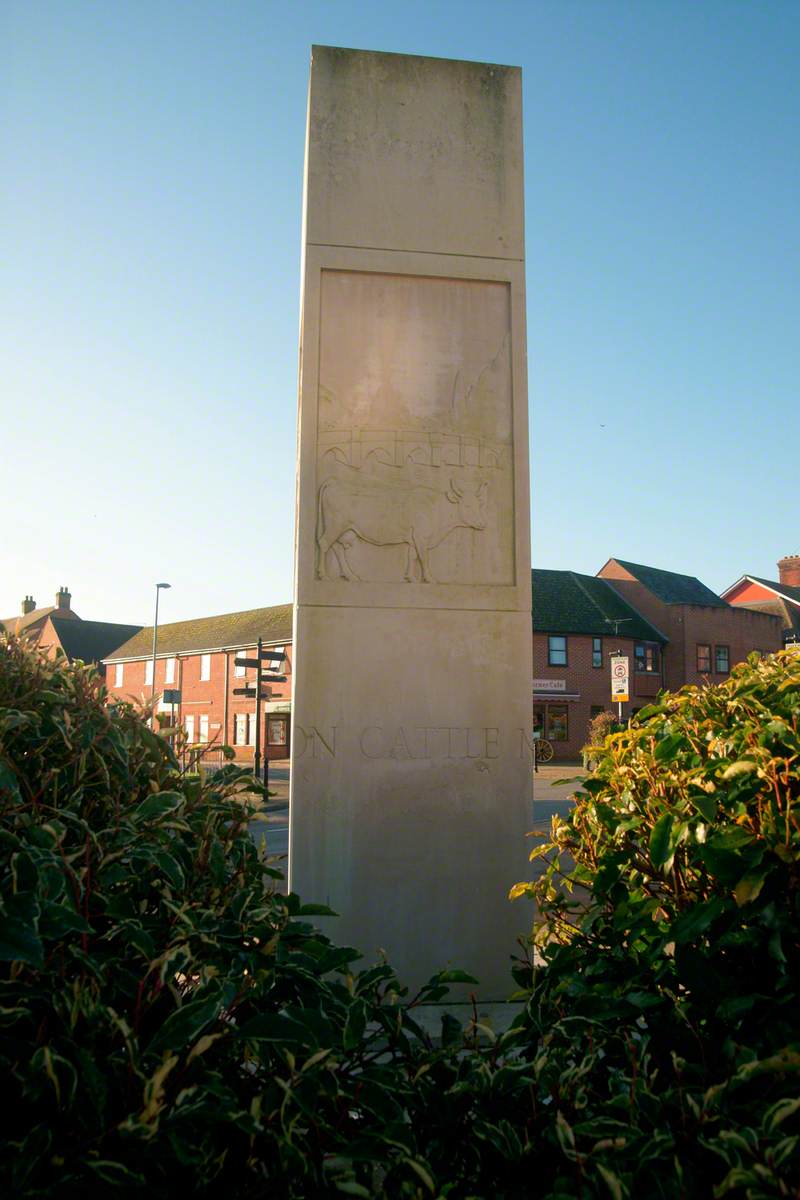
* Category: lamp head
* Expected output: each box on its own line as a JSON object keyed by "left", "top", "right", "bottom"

{"left": 156, "top": 582, "right": 171, "bottom": 590}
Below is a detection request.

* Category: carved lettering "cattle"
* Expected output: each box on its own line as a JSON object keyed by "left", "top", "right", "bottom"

{"left": 315, "top": 475, "right": 488, "bottom": 583}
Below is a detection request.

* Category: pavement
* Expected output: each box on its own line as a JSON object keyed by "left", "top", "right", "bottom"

{"left": 247, "top": 762, "right": 588, "bottom": 894}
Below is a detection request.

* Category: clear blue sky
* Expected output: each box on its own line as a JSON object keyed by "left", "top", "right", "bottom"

{"left": 2, "top": 0, "right": 798, "bottom": 625}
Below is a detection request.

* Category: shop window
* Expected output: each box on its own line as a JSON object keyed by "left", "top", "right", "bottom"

{"left": 547, "top": 705, "right": 568, "bottom": 741}
{"left": 548, "top": 636, "right": 567, "bottom": 667}
{"left": 115, "top": 663, "right": 124, "bottom": 687}
{"left": 634, "top": 642, "right": 660, "bottom": 673}
{"left": 234, "top": 714, "right": 248, "bottom": 745}
{"left": 696, "top": 644, "right": 711, "bottom": 673}
{"left": 268, "top": 717, "right": 288, "bottom": 746}
{"left": 532, "top": 707, "right": 545, "bottom": 739}
{"left": 592, "top": 637, "right": 602, "bottom": 668}
{"left": 200, "top": 654, "right": 211, "bottom": 681}
{"left": 715, "top": 645, "right": 730, "bottom": 674}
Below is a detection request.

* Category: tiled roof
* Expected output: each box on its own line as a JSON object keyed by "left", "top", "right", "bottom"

{"left": 749, "top": 576, "right": 800, "bottom": 607}
{"left": 105, "top": 604, "right": 293, "bottom": 661}
{"left": 533, "top": 569, "right": 666, "bottom": 642}
{"left": 613, "top": 559, "right": 727, "bottom": 608}
{"left": 51, "top": 618, "right": 144, "bottom": 664}
{"left": 1, "top": 606, "right": 59, "bottom": 636}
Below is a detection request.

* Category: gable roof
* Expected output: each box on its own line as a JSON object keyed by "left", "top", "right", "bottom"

{"left": 50, "top": 618, "right": 144, "bottom": 664}
{"left": 746, "top": 576, "right": 800, "bottom": 607}
{"left": 1, "top": 606, "right": 59, "bottom": 636}
{"left": 105, "top": 603, "right": 293, "bottom": 661}
{"left": 611, "top": 559, "right": 727, "bottom": 608}
{"left": 533, "top": 569, "right": 666, "bottom": 642}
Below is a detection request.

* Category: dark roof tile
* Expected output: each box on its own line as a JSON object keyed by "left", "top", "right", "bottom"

{"left": 533, "top": 570, "right": 666, "bottom": 642}
{"left": 50, "top": 618, "right": 144, "bottom": 664}
{"left": 613, "top": 559, "right": 727, "bottom": 607}
{"left": 105, "top": 604, "right": 293, "bottom": 660}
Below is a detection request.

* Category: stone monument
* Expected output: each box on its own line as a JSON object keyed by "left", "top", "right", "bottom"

{"left": 289, "top": 46, "right": 532, "bottom": 998}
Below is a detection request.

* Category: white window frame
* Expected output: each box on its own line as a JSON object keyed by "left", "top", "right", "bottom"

{"left": 200, "top": 653, "right": 211, "bottom": 681}
{"left": 234, "top": 713, "right": 248, "bottom": 745}
{"left": 165, "top": 657, "right": 175, "bottom": 684}
{"left": 185, "top": 715, "right": 195, "bottom": 743}
{"left": 115, "top": 663, "right": 124, "bottom": 687}
{"left": 199, "top": 715, "right": 209, "bottom": 743}
{"left": 234, "top": 652, "right": 246, "bottom": 678}
{"left": 144, "top": 659, "right": 154, "bottom": 686}
{"left": 248, "top": 712, "right": 257, "bottom": 746}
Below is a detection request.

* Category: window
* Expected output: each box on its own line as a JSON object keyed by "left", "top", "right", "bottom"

{"left": 165, "top": 657, "right": 176, "bottom": 684}
{"left": 268, "top": 717, "right": 288, "bottom": 746}
{"left": 185, "top": 715, "right": 195, "bottom": 743}
{"left": 200, "top": 654, "right": 211, "bottom": 681}
{"left": 144, "top": 659, "right": 154, "bottom": 685}
{"left": 268, "top": 646, "right": 285, "bottom": 674}
{"left": 248, "top": 713, "right": 257, "bottom": 746}
{"left": 547, "top": 705, "right": 568, "bottom": 741}
{"left": 199, "top": 715, "right": 209, "bottom": 743}
{"left": 234, "top": 652, "right": 246, "bottom": 678}
{"left": 590, "top": 705, "right": 605, "bottom": 719}
{"left": 115, "top": 663, "right": 124, "bottom": 687}
{"left": 715, "top": 645, "right": 730, "bottom": 674}
{"left": 234, "top": 713, "right": 248, "bottom": 745}
{"left": 592, "top": 637, "right": 602, "bottom": 668}
{"left": 696, "top": 644, "right": 711, "bottom": 673}
{"left": 634, "top": 642, "right": 660, "bottom": 673}
{"left": 548, "top": 636, "right": 567, "bottom": 666}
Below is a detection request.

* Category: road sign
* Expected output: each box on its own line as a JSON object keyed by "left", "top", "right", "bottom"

{"left": 262, "top": 674, "right": 287, "bottom": 684}
{"left": 610, "top": 655, "right": 629, "bottom": 704}
{"left": 163, "top": 688, "right": 181, "bottom": 704}
{"left": 233, "top": 686, "right": 257, "bottom": 697}
{"left": 234, "top": 657, "right": 260, "bottom": 669}
{"left": 260, "top": 649, "right": 285, "bottom": 662}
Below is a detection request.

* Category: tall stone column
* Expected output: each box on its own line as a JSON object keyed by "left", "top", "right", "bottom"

{"left": 290, "top": 46, "right": 532, "bottom": 998}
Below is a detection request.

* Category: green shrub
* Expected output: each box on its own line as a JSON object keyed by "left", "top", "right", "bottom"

{"left": 511, "top": 649, "right": 800, "bottom": 1197}
{"left": 3, "top": 637, "right": 800, "bottom": 1198}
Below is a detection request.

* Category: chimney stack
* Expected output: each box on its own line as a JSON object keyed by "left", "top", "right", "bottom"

{"left": 55, "top": 586, "right": 71, "bottom": 611}
{"left": 21, "top": 595, "right": 36, "bottom": 615}
{"left": 778, "top": 557, "right": 800, "bottom": 589}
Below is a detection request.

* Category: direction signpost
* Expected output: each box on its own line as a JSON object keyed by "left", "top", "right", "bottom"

{"left": 233, "top": 640, "right": 287, "bottom": 790}
{"left": 610, "top": 654, "right": 629, "bottom": 723}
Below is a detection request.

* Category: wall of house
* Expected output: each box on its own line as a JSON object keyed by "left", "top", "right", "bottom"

{"left": 532, "top": 632, "right": 662, "bottom": 761}
{"left": 105, "top": 644, "right": 293, "bottom": 762}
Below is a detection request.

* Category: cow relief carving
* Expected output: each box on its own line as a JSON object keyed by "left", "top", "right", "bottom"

{"left": 316, "top": 474, "right": 488, "bottom": 584}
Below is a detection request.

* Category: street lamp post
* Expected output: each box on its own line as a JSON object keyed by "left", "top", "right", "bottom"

{"left": 151, "top": 583, "right": 171, "bottom": 724}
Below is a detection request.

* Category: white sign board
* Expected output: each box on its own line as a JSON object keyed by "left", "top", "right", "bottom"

{"left": 611, "top": 654, "right": 629, "bottom": 703}
{"left": 533, "top": 678, "right": 566, "bottom": 692}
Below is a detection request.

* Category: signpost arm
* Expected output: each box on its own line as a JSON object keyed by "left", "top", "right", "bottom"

{"left": 254, "top": 637, "right": 262, "bottom": 782}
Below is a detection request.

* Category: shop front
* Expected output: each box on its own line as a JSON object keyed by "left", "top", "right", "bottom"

{"left": 533, "top": 679, "right": 581, "bottom": 761}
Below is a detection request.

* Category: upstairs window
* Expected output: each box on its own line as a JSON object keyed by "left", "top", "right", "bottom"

{"left": 696, "top": 644, "right": 711, "bottom": 673}
{"left": 165, "top": 657, "right": 176, "bottom": 684}
{"left": 635, "top": 642, "right": 660, "bottom": 673}
{"left": 115, "top": 663, "right": 124, "bottom": 687}
{"left": 592, "top": 637, "right": 602, "bottom": 668}
{"left": 144, "top": 659, "right": 154, "bottom": 686}
{"left": 548, "top": 636, "right": 567, "bottom": 667}
{"left": 234, "top": 653, "right": 246, "bottom": 678}
{"left": 200, "top": 654, "right": 211, "bottom": 681}
{"left": 715, "top": 645, "right": 730, "bottom": 674}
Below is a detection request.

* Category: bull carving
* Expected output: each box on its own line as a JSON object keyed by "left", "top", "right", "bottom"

{"left": 315, "top": 475, "right": 488, "bottom": 583}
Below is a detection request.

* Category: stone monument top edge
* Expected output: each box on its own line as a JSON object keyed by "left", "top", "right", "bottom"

{"left": 310, "top": 43, "right": 522, "bottom": 77}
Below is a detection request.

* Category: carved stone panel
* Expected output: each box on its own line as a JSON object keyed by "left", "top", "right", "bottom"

{"left": 315, "top": 270, "right": 514, "bottom": 586}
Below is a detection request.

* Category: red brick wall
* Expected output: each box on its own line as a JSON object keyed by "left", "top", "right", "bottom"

{"left": 533, "top": 632, "right": 657, "bottom": 761}
{"left": 105, "top": 643, "right": 294, "bottom": 763}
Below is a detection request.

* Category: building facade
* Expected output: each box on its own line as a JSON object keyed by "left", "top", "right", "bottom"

{"left": 1, "top": 587, "right": 142, "bottom": 676}
{"left": 104, "top": 604, "right": 293, "bottom": 764}
{"left": 721, "top": 555, "right": 800, "bottom": 644}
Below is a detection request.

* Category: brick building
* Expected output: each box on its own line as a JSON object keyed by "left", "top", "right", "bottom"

{"left": 104, "top": 604, "right": 293, "bottom": 763}
{"left": 532, "top": 569, "right": 667, "bottom": 761}
{"left": 721, "top": 555, "right": 800, "bottom": 644}
{"left": 1, "top": 587, "right": 141, "bottom": 676}
{"left": 598, "top": 558, "right": 783, "bottom": 690}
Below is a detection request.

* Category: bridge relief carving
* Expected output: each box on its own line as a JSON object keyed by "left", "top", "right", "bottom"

{"left": 315, "top": 473, "right": 489, "bottom": 584}
{"left": 318, "top": 428, "right": 508, "bottom": 472}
